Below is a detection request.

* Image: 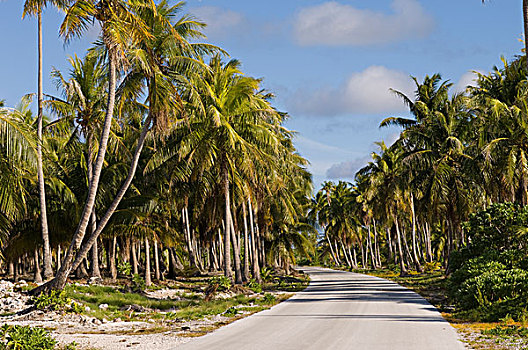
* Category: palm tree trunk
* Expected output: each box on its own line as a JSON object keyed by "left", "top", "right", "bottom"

{"left": 350, "top": 246, "right": 358, "bottom": 269}
{"left": 386, "top": 227, "right": 393, "bottom": 261}
{"left": 425, "top": 222, "right": 433, "bottom": 263}
{"left": 229, "top": 212, "right": 243, "bottom": 284}
{"left": 145, "top": 237, "right": 151, "bottom": 287}
{"left": 410, "top": 194, "right": 423, "bottom": 272}
{"left": 395, "top": 219, "right": 408, "bottom": 276}
{"left": 109, "top": 236, "right": 117, "bottom": 281}
{"left": 248, "top": 198, "right": 261, "bottom": 282}
{"left": 67, "top": 114, "right": 153, "bottom": 277}
{"left": 340, "top": 240, "right": 351, "bottom": 268}
{"left": 326, "top": 235, "right": 339, "bottom": 265}
{"left": 373, "top": 219, "right": 381, "bottom": 268}
{"left": 218, "top": 228, "right": 224, "bottom": 269}
{"left": 131, "top": 241, "right": 139, "bottom": 275}
{"left": 34, "top": 248, "right": 43, "bottom": 283}
{"left": 45, "top": 49, "right": 118, "bottom": 292}
{"left": 90, "top": 237, "right": 101, "bottom": 279}
{"left": 87, "top": 137, "right": 101, "bottom": 279}
{"left": 242, "top": 202, "right": 250, "bottom": 282}
{"left": 223, "top": 161, "right": 233, "bottom": 279}
{"left": 36, "top": 10, "right": 52, "bottom": 280}
{"left": 154, "top": 240, "right": 160, "bottom": 280}
{"left": 182, "top": 207, "right": 196, "bottom": 267}
{"left": 367, "top": 225, "right": 376, "bottom": 269}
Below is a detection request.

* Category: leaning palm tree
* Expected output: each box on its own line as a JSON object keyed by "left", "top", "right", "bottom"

{"left": 34, "top": 0, "right": 153, "bottom": 292}
{"left": 65, "top": 0, "right": 212, "bottom": 281}
{"left": 22, "top": 0, "right": 70, "bottom": 279}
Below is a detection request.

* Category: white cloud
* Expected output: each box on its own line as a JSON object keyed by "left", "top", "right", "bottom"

{"left": 326, "top": 156, "right": 371, "bottom": 179}
{"left": 191, "top": 6, "right": 246, "bottom": 39}
{"left": 453, "top": 70, "right": 482, "bottom": 93}
{"left": 288, "top": 66, "right": 415, "bottom": 116}
{"left": 294, "top": 0, "right": 434, "bottom": 46}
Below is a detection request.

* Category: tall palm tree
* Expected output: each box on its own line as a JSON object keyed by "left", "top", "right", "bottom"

{"left": 36, "top": 0, "right": 153, "bottom": 292}
{"left": 66, "top": 0, "right": 211, "bottom": 279}
{"left": 180, "top": 56, "right": 281, "bottom": 282}
{"left": 22, "top": 0, "right": 70, "bottom": 280}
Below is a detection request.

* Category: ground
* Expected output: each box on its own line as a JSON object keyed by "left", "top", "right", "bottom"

{"left": 0, "top": 270, "right": 309, "bottom": 350}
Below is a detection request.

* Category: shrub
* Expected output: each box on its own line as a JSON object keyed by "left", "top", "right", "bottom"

{"left": 456, "top": 269, "right": 528, "bottom": 309}
{"left": 0, "top": 324, "right": 57, "bottom": 350}
{"left": 32, "top": 290, "right": 84, "bottom": 314}
{"left": 260, "top": 267, "right": 273, "bottom": 282}
{"left": 247, "top": 279, "right": 262, "bottom": 293}
{"left": 131, "top": 274, "right": 146, "bottom": 292}
{"left": 262, "top": 293, "right": 276, "bottom": 303}
{"left": 208, "top": 276, "right": 231, "bottom": 292}
{"left": 118, "top": 261, "right": 132, "bottom": 276}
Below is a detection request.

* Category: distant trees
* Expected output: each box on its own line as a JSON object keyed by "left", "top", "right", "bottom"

{"left": 310, "top": 55, "right": 528, "bottom": 276}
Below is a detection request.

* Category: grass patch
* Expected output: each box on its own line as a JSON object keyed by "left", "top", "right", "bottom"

{"left": 64, "top": 281, "right": 289, "bottom": 322}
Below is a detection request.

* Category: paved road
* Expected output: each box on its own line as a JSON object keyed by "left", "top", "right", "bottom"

{"left": 177, "top": 266, "right": 466, "bottom": 349}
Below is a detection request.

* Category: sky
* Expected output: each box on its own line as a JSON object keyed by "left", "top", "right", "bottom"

{"left": 0, "top": 0, "right": 523, "bottom": 187}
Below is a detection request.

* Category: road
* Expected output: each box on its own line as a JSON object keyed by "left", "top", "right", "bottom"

{"left": 177, "top": 266, "right": 466, "bottom": 349}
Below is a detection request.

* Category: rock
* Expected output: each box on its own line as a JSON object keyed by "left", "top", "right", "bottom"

{"left": 101, "top": 318, "right": 108, "bottom": 324}
{"left": 88, "top": 277, "right": 103, "bottom": 285}
{"left": 114, "top": 318, "right": 122, "bottom": 322}
{"left": 98, "top": 303, "right": 109, "bottom": 310}
{"left": 120, "top": 304, "right": 147, "bottom": 312}
{"left": 181, "top": 326, "right": 191, "bottom": 331}
{"left": 84, "top": 306, "right": 91, "bottom": 312}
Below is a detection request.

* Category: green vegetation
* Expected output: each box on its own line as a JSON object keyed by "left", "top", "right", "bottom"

{"left": 0, "top": 0, "right": 314, "bottom": 294}
{"left": 448, "top": 203, "right": 528, "bottom": 322}
{"left": 61, "top": 274, "right": 303, "bottom": 322}
{"left": 0, "top": 325, "right": 57, "bottom": 350}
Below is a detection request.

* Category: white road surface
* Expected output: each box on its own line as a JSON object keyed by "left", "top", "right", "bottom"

{"left": 177, "top": 266, "right": 466, "bottom": 350}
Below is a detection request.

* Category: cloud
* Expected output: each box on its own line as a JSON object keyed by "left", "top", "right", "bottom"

{"left": 294, "top": 0, "right": 434, "bottom": 47}
{"left": 287, "top": 66, "right": 415, "bottom": 116}
{"left": 326, "top": 156, "right": 371, "bottom": 179}
{"left": 191, "top": 6, "right": 246, "bottom": 39}
{"left": 453, "top": 70, "right": 482, "bottom": 93}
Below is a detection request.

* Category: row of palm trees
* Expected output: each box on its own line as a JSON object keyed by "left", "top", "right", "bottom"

{"left": 310, "top": 56, "right": 528, "bottom": 275}
{"left": 0, "top": 0, "right": 313, "bottom": 291}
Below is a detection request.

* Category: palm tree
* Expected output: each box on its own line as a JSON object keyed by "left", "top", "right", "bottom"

{"left": 22, "top": 0, "right": 70, "bottom": 280}
{"left": 179, "top": 56, "right": 282, "bottom": 283}
{"left": 37, "top": 0, "right": 153, "bottom": 292}
{"left": 66, "top": 0, "right": 211, "bottom": 281}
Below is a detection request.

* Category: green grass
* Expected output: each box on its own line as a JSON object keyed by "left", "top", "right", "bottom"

{"left": 64, "top": 283, "right": 285, "bottom": 322}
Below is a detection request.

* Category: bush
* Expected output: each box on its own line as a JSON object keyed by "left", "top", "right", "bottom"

{"left": 456, "top": 269, "right": 528, "bottom": 309}
{"left": 208, "top": 276, "right": 231, "bottom": 292}
{"left": 247, "top": 279, "right": 262, "bottom": 293}
{"left": 262, "top": 293, "right": 276, "bottom": 303}
{"left": 448, "top": 203, "right": 528, "bottom": 321}
{"left": 131, "top": 274, "right": 146, "bottom": 292}
{"left": 260, "top": 267, "right": 273, "bottom": 282}
{"left": 0, "top": 324, "right": 57, "bottom": 350}
{"left": 31, "top": 290, "right": 82, "bottom": 313}
{"left": 118, "top": 261, "right": 132, "bottom": 276}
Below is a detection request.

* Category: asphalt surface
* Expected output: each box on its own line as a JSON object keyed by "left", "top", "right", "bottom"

{"left": 177, "top": 266, "right": 466, "bottom": 350}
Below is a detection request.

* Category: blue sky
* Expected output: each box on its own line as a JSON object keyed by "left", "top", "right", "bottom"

{"left": 0, "top": 0, "right": 523, "bottom": 187}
